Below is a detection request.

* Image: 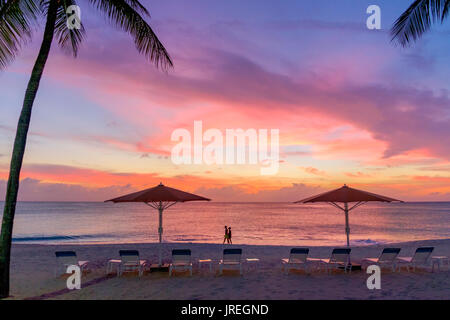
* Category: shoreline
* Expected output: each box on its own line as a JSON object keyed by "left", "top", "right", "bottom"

{"left": 11, "top": 237, "right": 450, "bottom": 247}
{"left": 8, "top": 238, "right": 450, "bottom": 300}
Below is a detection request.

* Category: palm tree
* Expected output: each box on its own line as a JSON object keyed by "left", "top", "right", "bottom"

{"left": 0, "top": 0, "right": 172, "bottom": 298}
{"left": 391, "top": 0, "right": 450, "bottom": 46}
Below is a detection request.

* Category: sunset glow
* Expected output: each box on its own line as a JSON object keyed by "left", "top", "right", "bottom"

{"left": 1, "top": 0, "right": 449, "bottom": 201}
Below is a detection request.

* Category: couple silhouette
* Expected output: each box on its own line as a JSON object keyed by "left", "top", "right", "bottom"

{"left": 223, "top": 226, "right": 232, "bottom": 244}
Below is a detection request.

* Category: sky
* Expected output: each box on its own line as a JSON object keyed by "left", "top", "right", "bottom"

{"left": 0, "top": 0, "right": 449, "bottom": 202}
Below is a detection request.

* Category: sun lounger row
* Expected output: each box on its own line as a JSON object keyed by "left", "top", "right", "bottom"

{"left": 282, "top": 246, "right": 436, "bottom": 274}
{"left": 282, "top": 248, "right": 353, "bottom": 274}
{"left": 55, "top": 246, "right": 442, "bottom": 277}
{"left": 54, "top": 248, "right": 246, "bottom": 277}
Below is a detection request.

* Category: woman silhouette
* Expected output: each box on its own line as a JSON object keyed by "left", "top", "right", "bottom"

{"left": 227, "top": 227, "right": 232, "bottom": 244}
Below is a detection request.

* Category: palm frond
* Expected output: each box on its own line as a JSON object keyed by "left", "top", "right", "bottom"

{"left": 123, "top": 0, "right": 149, "bottom": 17}
{"left": 54, "top": 0, "right": 85, "bottom": 56}
{"left": 0, "top": 0, "right": 41, "bottom": 69}
{"left": 391, "top": 0, "right": 448, "bottom": 47}
{"left": 88, "top": 0, "right": 172, "bottom": 70}
{"left": 442, "top": 0, "right": 450, "bottom": 21}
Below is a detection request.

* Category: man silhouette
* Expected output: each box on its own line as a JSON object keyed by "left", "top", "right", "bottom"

{"left": 223, "top": 225, "right": 228, "bottom": 244}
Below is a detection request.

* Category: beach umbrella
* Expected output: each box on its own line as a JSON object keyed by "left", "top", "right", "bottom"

{"left": 106, "top": 183, "right": 210, "bottom": 265}
{"left": 294, "top": 184, "right": 402, "bottom": 246}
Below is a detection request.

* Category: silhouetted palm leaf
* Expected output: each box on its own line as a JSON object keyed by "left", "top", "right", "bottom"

{"left": 442, "top": 0, "right": 450, "bottom": 20}
{"left": 1, "top": 0, "right": 172, "bottom": 68}
{"left": 122, "top": 0, "right": 149, "bottom": 17}
{"left": 0, "top": 0, "right": 40, "bottom": 68}
{"left": 391, "top": 0, "right": 450, "bottom": 47}
{"left": 88, "top": 0, "right": 173, "bottom": 69}
{"left": 54, "top": 0, "right": 85, "bottom": 56}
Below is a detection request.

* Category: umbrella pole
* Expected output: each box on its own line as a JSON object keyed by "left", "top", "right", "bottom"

{"left": 344, "top": 202, "right": 350, "bottom": 247}
{"left": 158, "top": 203, "right": 163, "bottom": 266}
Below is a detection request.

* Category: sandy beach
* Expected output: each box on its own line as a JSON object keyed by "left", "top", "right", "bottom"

{"left": 7, "top": 239, "right": 450, "bottom": 300}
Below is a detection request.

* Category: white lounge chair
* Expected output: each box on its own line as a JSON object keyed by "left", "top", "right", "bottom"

{"left": 281, "top": 248, "right": 311, "bottom": 274}
{"left": 219, "top": 248, "right": 243, "bottom": 275}
{"left": 54, "top": 251, "right": 89, "bottom": 277}
{"left": 362, "top": 248, "right": 401, "bottom": 272}
{"left": 319, "top": 248, "right": 352, "bottom": 273}
{"left": 118, "top": 250, "right": 147, "bottom": 277}
{"left": 169, "top": 249, "right": 193, "bottom": 276}
{"left": 396, "top": 247, "right": 434, "bottom": 272}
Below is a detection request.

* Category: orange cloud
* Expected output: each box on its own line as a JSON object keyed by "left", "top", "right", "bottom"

{"left": 300, "top": 167, "right": 327, "bottom": 176}
{"left": 345, "top": 172, "right": 372, "bottom": 178}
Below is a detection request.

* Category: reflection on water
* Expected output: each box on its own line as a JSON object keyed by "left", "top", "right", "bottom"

{"left": 1, "top": 201, "right": 449, "bottom": 246}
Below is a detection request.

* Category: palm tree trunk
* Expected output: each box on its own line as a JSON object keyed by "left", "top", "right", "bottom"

{"left": 0, "top": 0, "right": 58, "bottom": 298}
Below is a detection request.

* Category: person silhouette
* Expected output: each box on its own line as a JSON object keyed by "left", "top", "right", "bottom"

{"left": 223, "top": 225, "right": 228, "bottom": 244}
{"left": 227, "top": 227, "right": 232, "bottom": 244}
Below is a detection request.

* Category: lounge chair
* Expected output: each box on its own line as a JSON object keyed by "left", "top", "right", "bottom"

{"left": 169, "top": 249, "right": 193, "bottom": 276}
{"left": 219, "top": 248, "right": 243, "bottom": 275}
{"left": 118, "top": 250, "right": 147, "bottom": 277}
{"left": 319, "top": 248, "right": 352, "bottom": 273}
{"left": 281, "top": 248, "right": 311, "bottom": 274}
{"left": 396, "top": 247, "right": 434, "bottom": 272}
{"left": 54, "top": 251, "right": 89, "bottom": 277}
{"left": 362, "top": 248, "right": 401, "bottom": 272}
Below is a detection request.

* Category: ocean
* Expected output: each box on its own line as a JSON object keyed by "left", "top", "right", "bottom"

{"left": 1, "top": 201, "right": 449, "bottom": 246}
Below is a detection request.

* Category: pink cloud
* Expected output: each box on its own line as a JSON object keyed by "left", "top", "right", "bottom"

{"left": 194, "top": 183, "right": 326, "bottom": 202}
{"left": 0, "top": 178, "right": 137, "bottom": 202}
{"left": 36, "top": 43, "right": 450, "bottom": 164}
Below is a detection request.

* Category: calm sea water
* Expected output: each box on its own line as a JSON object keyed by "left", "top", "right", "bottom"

{"left": 1, "top": 202, "right": 449, "bottom": 246}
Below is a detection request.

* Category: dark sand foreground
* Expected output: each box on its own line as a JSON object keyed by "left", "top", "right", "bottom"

{"left": 8, "top": 239, "right": 450, "bottom": 300}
